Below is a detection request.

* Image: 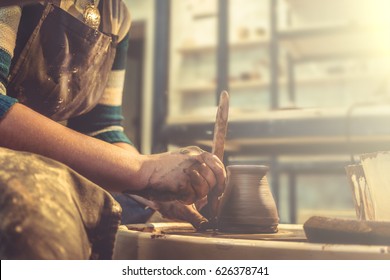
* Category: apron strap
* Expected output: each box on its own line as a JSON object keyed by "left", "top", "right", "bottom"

{"left": 45, "top": 0, "right": 61, "bottom": 6}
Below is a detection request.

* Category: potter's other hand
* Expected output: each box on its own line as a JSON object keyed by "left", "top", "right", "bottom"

{"left": 155, "top": 201, "right": 208, "bottom": 229}
{"left": 133, "top": 146, "right": 226, "bottom": 205}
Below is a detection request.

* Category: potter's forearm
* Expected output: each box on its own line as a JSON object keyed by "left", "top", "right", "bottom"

{"left": 113, "top": 142, "right": 140, "bottom": 154}
{"left": 0, "top": 103, "right": 148, "bottom": 192}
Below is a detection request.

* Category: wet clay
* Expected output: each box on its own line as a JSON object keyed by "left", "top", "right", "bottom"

{"left": 218, "top": 165, "right": 279, "bottom": 233}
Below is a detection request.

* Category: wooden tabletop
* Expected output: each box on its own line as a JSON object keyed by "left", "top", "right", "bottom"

{"left": 113, "top": 223, "right": 390, "bottom": 260}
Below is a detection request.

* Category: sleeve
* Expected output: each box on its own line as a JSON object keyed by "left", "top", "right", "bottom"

{"left": 67, "top": 1, "right": 132, "bottom": 145}
{"left": 0, "top": 5, "right": 21, "bottom": 119}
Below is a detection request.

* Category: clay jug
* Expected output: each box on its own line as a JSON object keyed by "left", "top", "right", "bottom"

{"left": 218, "top": 165, "right": 279, "bottom": 233}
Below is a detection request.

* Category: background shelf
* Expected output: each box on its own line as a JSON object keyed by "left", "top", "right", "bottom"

{"left": 162, "top": 0, "right": 390, "bottom": 223}
{"left": 177, "top": 38, "right": 270, "bottom": 55}
{"left": 278, "top": 23, "right": 390, "bottom": 62}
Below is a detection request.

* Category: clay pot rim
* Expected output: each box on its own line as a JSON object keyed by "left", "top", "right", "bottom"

{"left": 226, "top": 165, "right": 269, "bottom": 173}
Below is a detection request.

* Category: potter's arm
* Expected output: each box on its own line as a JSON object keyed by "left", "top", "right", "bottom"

{"left": 0, "top": 103, "right": 146, "bottom": 193}
{"left": 0, "top": 103, "right": 226, "bottom": 205}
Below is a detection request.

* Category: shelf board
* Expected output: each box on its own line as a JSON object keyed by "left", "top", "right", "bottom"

{"left": 177, "top": 38, "right": 269, "bottom": 55}
{"left": 230, "top": 79, "right": 270, "bottom": 89}
{"left": 177, "top": 84, "right": 216, "bottom": 93}
{"left": 278, "top": 22, "right": 390, "bottom": 62}
{"left": 165, "top": 105, "right": 390, "bottom": 155}
{"left": 293, "top": 74, "right": 383, "bottom": 86}
{"left": 167, "top": 107, "right": 337, "bottom": 125}
{"left": 230, "top": 38, "right": 270, "bottom": 49}
{"left": 177, "top": 79, "right": 270, "bottom": 93}
{"left": 283, "top": 0, "right": 374, "bottom": 24}
{"left": 285, "top": 0, "right": 356, "bottom": 11}
{"left": 176, "top": 74, "right": 379, "bottom": 93}
{"left": 177, "top": 45, "right": 216, "bottom": 55}
{"left": 192, "top": 12, "right": 218, "bottom": 20}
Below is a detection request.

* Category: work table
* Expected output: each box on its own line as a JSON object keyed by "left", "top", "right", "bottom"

{"left": 113, "top": 223, "right": 390, "bottom": 260}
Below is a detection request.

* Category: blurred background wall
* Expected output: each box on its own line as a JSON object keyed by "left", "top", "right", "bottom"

{"left": 123, "top": 0, "right": 390, "bottom": 223}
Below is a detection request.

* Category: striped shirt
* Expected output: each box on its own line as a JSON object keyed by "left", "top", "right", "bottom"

{"left": 0, "top": 0, "right": 133, "bottom": 145}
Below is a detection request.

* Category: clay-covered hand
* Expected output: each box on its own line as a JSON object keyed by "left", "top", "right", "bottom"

{"left": 126, "top": 195, "right": 209, "bottom": 229}
{"left": 155, "top": 200, "right": 208, "bottom": 229}
{"left": 133, "top": 146, "right": 226, "bottom": 205}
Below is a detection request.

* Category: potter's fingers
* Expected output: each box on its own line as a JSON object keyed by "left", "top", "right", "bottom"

{"left": 194, "top": 196, "right": 208, "bottom": 211}
{"left": 179, "top": 146, "right": 204, "bottom": 156}
{"left": 177, "top": 187, "right": 197, "bottom": 205}
{"left": 156, "top": 201, "right": 208, "bottom": 230}
{"left": 187, "top": 168, "right": 210, "bottom": 201}
{"left": 175, "top": 173, "right": 197, "bottom": 205}
{"left": 197, "top": 162, "right": 217, "bottom": 194}
{"left": 207, "top": 193, "right": 220, "bottom": 222}
{"left": 183, "top": 204, "right": 209, "bottom": 230}
{"left": 201, "top": 154, "right": 226, "bottom": 196}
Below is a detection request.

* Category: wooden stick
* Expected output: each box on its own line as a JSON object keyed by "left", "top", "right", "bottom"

{"left": 208, "top": 91, "right": 229, "bottom": 227}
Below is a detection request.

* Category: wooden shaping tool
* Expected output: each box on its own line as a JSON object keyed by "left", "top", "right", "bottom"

{"left": 304, "top": 216, "right": 390, "bottom": 245}
{"left": 207, "top": 91, "right": 230, "bottom": 228}
{"left": 212, "top": 91, "right": 230, "bottom": 161}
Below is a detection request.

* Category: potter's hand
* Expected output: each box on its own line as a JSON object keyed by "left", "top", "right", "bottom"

{"left": 155, "top": 201, "right": 208, "bottom": 229}
{"left": 126, "top": 195, "right": 209, "bottom": 229}
{"left": 133, "top": 146, "right": 226, "bottom": 205}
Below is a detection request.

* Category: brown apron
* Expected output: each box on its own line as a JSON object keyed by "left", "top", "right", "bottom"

{"left": 1, "top": 2, "right": 122, "bottom": 259}
{"left": 7, "top": 1, "right": 117, "bottom": 121}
